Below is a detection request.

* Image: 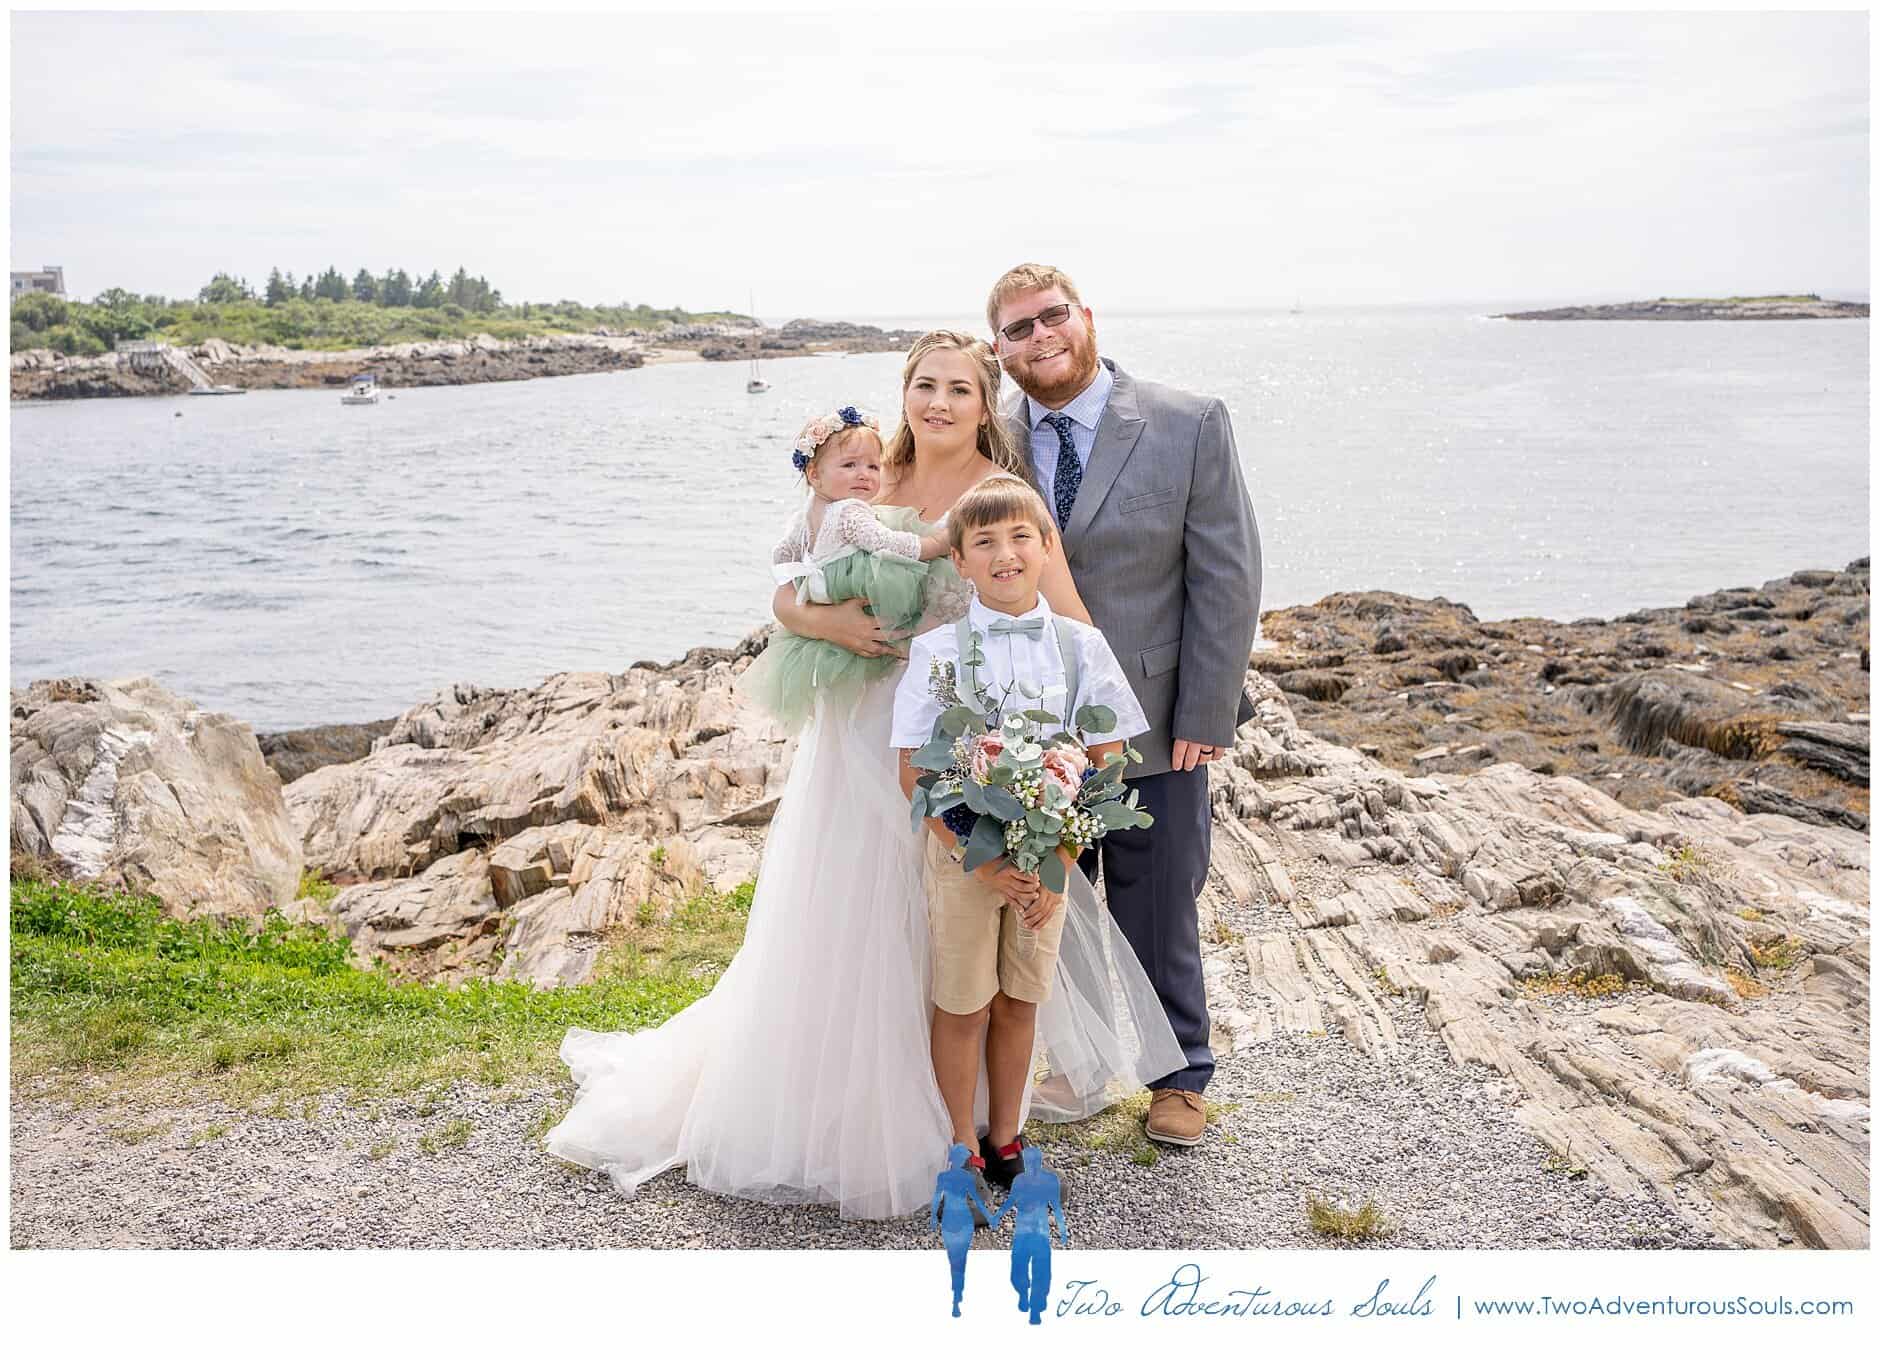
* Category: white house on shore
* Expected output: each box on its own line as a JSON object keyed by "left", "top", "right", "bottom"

{"left": 11, "top": 267, "right": 66, "bottom": 300}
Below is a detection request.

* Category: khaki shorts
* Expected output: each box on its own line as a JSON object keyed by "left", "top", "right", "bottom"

{"left": 924, "top": 832, "right": 1065, "bottom": 1014}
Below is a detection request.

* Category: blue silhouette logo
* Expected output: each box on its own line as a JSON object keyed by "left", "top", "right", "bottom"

{"left": 930, "top": 1143, "right": 995, "bottom": 1317}
{"left": 993, "top": 1144, "right": 1069, "bottom": 1325}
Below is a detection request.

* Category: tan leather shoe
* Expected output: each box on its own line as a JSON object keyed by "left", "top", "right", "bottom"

{"left": 1145, "top": 1089, "right": 1207, "bottom": 1146}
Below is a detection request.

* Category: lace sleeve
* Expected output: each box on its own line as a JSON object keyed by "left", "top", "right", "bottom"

{"left": 772, "top": 510, "right": 810, "bottom": 566}
{"left": 829, "top": 499, "right": 922, "bottom": 561}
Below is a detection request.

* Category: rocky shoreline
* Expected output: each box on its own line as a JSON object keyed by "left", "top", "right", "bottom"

{"left": 258, "top": 560, "right": 1872, "bottom": 829}
{"left": 9, "top": 563, "right": 1870, "bottom": 1249}
{"left": 1257, "top": 559, "right": 1870, "bottom": 831}
{"left": 8, "top": 317, "right": 922, "bottom": 401}
{"left": 1498, "top": 296, "right": 1868, "bottom": 321}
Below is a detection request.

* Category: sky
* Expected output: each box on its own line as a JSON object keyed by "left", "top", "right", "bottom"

{"left": 8, "top": 9, "right": 1870, "bottom": 318}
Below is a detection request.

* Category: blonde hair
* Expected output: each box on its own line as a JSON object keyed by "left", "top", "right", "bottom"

{"left": 881, "top": 330, "right": 1030, "bottom": 484}
{"left": 947, "top": 474, "right": 1056, "bottom": 555}
{"left": 986, "top": 263, "right": 1085, "bottom": 334}
{"left": 809, "top": 422, "right": 879, "bottom": 462}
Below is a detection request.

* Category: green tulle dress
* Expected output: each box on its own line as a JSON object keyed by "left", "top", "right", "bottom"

{"left": 741, "top": 502, "right": 955, "bottom": 730}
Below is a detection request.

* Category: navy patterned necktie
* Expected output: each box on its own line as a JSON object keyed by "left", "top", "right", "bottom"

{"left": 1043, "top": 412, "right": 1081, "bottom": 530}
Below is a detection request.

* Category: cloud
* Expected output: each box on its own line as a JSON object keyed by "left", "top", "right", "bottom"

{"left": 10, "top": 11, "right": 1867, "bottom": 313}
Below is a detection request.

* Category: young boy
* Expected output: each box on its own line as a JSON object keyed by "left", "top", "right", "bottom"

{"left": 892, "top": 474, "right": 1150, "bottom": 1202}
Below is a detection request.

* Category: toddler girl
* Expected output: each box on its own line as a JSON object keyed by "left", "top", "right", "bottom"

{"left": 739, "top": 405, "right": 951, "bottom": 727}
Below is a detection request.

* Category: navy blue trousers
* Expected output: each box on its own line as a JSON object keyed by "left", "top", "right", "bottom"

{"left": 1078, "top": 766, "right": 1213, "bottom": 1093}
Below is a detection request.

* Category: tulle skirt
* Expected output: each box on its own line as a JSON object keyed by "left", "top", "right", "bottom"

{"left": 547, "top": 669, "right": 1184, "bottom": 1220}
{"left": 735, "top": 549, "right": 929, "bottom": 732}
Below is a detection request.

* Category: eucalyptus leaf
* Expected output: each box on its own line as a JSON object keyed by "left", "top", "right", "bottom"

{"left": 1074, "top": 704, "right": 1117, "bottom": 734}
{"left": 1025, "top": 808, "right": 1061, "bottom": 833}
{"left": 961, "top": 814, "right": 1006, "bottom": 873}
{"left": 939, "top": 705, "right": 978, "bottom": 737}
{"left": 983, "top": 786, "right": 1026, "bottom": 822}
{"left": 929, "top": 790, "right": 965, "bottom": 815}
{"left": 911, "top": 735, "right": 956, "bottom": 771}
{"left": 1038, "top": 854, "right": 1067, "bottom": 894}
{"left": 960, "top": 779, "right": 991, "bottom": 816}
{"left": 1022, "top": 709, "right": 1059, "bottom": 724}
{"left": 1040, "top": 782, "right": 1070, "bottom": 810}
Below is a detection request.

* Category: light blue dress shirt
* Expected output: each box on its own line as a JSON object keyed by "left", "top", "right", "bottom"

{"left": 1025, "top": 359, "right": 1115, "bottom": 514}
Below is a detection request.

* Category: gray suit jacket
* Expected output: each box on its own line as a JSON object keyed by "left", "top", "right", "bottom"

{"left": 1007, "top": 359, "right": 1262, "bottom": 778}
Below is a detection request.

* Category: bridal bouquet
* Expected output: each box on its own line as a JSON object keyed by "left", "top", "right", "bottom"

{"left": 907, "top": 656, "right": 1154, "bottom": 899}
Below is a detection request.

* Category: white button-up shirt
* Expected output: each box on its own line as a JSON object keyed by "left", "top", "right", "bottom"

{"left": 892, "top": 592, "right": 1150, "bottom": 749}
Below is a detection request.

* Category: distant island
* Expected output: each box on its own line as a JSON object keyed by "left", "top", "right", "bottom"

{"left": 8, "top": 265, "right": 923, "bottom": 400}
{"left": 1497, "top": 294, "right": 1868, "bottom": 321}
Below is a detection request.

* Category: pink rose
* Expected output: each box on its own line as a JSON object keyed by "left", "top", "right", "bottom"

{"left": 968, "top": 733, "right": 1006, "bottom": 783}
{"left": 1039, "top": 747, "right": 1088, "bottom": 802}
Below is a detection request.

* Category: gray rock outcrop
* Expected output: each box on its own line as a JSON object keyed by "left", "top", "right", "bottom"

{"left": 14, "top": 607, "right": 1867, "bottom": 1250}
{"left": 10, "top": 677, "right": 302, "bottom": 917}
{"left": 283, "top": 647, "right": 777, "bottom": 984}
{"left": 1203, "top": 672, "right": 1868, "bottom": 1250}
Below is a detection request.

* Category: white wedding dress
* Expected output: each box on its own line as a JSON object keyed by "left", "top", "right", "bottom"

{"left": 547, "top": 571, "right": 1185, "bottom": 1220}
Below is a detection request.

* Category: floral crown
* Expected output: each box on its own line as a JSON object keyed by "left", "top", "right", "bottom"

{"left": 791, "top": 405, "right": 879, "bottom": 472}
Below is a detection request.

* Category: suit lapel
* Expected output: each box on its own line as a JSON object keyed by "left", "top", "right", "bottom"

{"left": 1063, "top": 361, "right": 1143, "bottom": 558}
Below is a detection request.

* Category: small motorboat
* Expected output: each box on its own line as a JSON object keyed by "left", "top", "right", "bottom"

{"left": 188, "top": 384, "right": 245, "bottom": 396}
{"left": 341, "top": 374, "right": 381, "bottom": 405}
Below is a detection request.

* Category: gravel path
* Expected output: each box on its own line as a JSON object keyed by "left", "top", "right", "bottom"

{"left": 11, "top": 964, "right": 1729, "bottom": 1249}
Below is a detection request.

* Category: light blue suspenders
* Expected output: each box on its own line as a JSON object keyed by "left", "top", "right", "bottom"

{"left": 952, "top": 616, "right": 1082, "bottom": 732}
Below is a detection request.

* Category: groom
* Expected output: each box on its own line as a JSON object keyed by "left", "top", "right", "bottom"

{"left": 988, "top": 262, "right": 1262, "bottom": 1146}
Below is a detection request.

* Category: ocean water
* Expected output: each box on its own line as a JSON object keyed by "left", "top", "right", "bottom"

{"left": 9, "top": 307, "right": 1868, "bottom": 729}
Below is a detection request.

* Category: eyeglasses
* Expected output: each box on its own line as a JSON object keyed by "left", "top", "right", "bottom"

{"left": 998, "top": 303, "right": 1073, "bottom": 342}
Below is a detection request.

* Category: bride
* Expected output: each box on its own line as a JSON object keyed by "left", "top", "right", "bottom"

{"left": 546, "top": 331, "right": 1181, "bottom": 1220}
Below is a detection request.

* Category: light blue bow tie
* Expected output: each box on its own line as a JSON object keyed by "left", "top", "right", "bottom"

{"left": 988, "top": 617, "right": 1045, "bottom": 639}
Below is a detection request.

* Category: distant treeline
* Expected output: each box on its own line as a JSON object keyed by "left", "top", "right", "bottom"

{"left": 11, "top": 269, "right": 748, "bottom": 356}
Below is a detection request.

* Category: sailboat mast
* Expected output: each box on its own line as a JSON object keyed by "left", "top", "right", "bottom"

{"left": 750, "top": 290, "right": 761, "bottom": 378}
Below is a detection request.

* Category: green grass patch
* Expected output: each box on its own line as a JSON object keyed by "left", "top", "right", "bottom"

{"left": 11, "top": 872, "right": 755, "bottom": 1103}
{"left": 1027, "top": 1090, "right": 1160, "bottom": 1165}
{"left": 1305, "top": 1193, "right": 1394, "bottom": 1241}
{"left": 530, "top": 1100, "right": 572, "bottom": 1146}
{"left": 12, "top": 288, "right": 753, "bottom": 357}
{"left": 1542, "top": 1151, "right": 1589, "bottom": 1179}
{"left": 437, "top": 1118, "right": 473, "bottom": 1150}
{"left": 1747, "top": 934, "right": 1806, "bottom": 971}
{"left": 1025, "top": 1091, "right": 1231, "bottom": 1168}
{"left": 107, "top": 1119, "right": 170, "bottom": 1144}
{"left": 1659, "top": 294, "right": 1820, "bottom": 305}
{"left": 1522, "top": 970, "right": 1628, "bottom": 1000}
{"left": 296, "top": 870, "right": 339, "bottom": 908}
